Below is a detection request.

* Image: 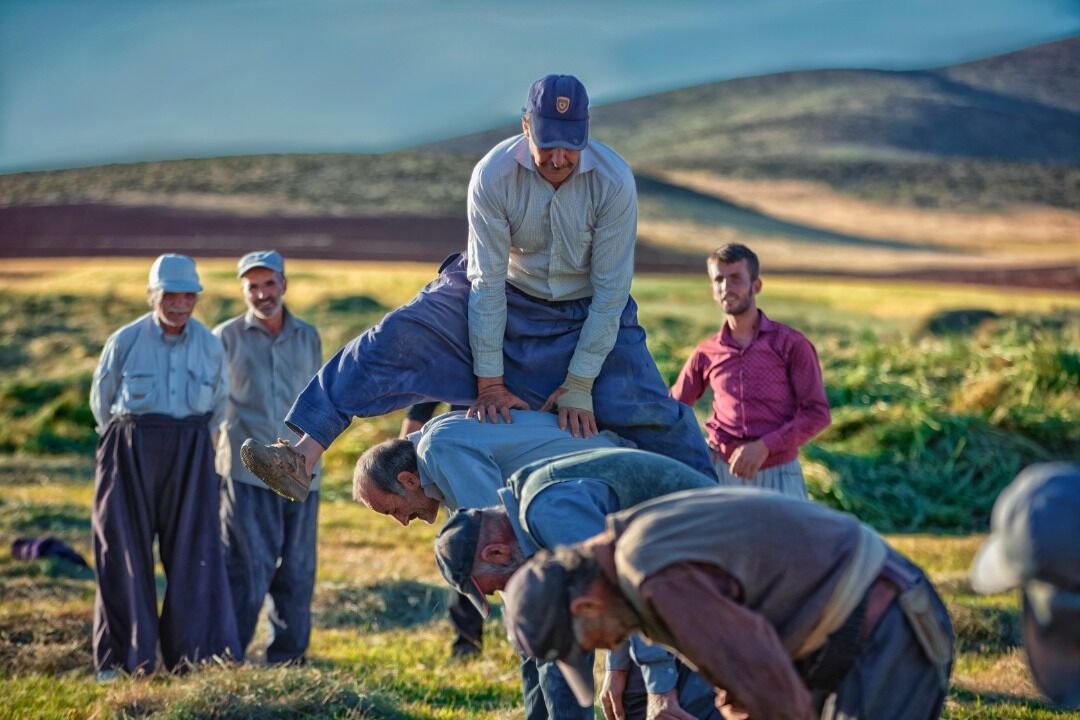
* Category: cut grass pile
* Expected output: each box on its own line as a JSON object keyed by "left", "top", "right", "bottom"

{"left": 0, "top": 258, "right": 1077, "bottom": 717}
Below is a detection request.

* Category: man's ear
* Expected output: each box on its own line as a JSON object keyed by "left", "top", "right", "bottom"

{"left": 521, "top": 116, "right": 530, "bottom": 136}
{"left": 397, "top": 470, "right": 421, "bottom": 490}
{"left": 569, "top": 594, "right": 605, "bottom": 619}
{"left": 479, "top": 542, "right": 514, "bottom": 566}
{"left": 752, "top": 277, "right": 763, "bottom": 295}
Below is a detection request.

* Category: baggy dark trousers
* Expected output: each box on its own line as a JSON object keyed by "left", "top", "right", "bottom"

{"left": 92, "top": 413, "right": 241, "bottom": 673}
{"left": 820, "top": 551, "right": 954, "bottom": 720}
{"left": 287, "top": 253, "right": 716, "bottom": 479}
{"left": 221, "top": 480, "right": 319, "bottom": 663}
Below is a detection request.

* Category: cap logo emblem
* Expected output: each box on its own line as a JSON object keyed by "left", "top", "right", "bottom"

{"left": 556, "top": 96, "right": 571, "bottom": 113}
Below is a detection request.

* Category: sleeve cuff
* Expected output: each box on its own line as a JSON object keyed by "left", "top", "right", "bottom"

{"left": 471, "top": 350, "right": 504, "bottom": 378}
{"left": 639, "top": 659, "right": 678, "bottom": 695}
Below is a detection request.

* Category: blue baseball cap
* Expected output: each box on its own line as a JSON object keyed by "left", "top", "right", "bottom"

{"left": 971, "top": 462, "right": 1080, "bottom": 708}
{"left": 525, "top": 74, "right": 589, "bottom": 151}
{"left": 148, "top": 254, "right": 202, "bottom": 293}
{"left": 237, "top": 250, "right": 285, "bottom": 278}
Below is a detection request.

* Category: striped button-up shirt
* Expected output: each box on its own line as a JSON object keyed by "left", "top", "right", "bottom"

{"left": 90, "top": 312, "right": 228, "bottom": 431}
{"left": 467, "top": 134, "right": 638, "bottom": 379}
{"left": 214, "top": 308, "right": 323, "bottom": 489}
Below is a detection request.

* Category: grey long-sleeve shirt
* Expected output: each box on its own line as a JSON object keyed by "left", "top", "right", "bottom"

{"left": 214, "top": 308, "right": 323, "bottom": 489}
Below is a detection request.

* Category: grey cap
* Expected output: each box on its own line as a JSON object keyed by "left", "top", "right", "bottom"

{"left": 434, "top": 510, "right": 490, "bottom": 618}
{"left": 148, "top": 254, "right": 202, "bottom": 293}
{"left": 970, "top": 462, "right": 1080, "bottom": 708}
{"left": 502, "top": 551, "right": 594, "bottom": 708}
{"left": 237, "top": 250, "right": 285, "bottom": 278}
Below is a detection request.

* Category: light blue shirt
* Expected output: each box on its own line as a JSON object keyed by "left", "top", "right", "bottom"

{"left": 410, "top": 409, "right": 620, "bottom": 510}
{"left": 467, "top": 134, "right": 637, "bottom": 379}
{"left": 500, "top": 479, "right": 680, "bottom": 695}
{"left": 90, "top": 312, "right": 228, "bottom": 432}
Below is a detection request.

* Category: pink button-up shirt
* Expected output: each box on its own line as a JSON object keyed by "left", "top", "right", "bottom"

{"left": 671, "top": 311, "right": 830, "bottom": 469}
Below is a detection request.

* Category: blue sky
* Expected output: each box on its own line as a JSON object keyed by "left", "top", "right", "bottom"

{"left": 1, "top": 0, "right": 1077, "bottom": 172}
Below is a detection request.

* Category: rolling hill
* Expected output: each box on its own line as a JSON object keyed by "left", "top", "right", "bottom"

{"left": 1, "top": 36, "right": 1077, "bottom": 284}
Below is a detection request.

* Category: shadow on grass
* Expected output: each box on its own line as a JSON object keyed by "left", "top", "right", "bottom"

{"left": 0, "top": 606, "right": 93, "bottom": 673}
{"left": 948, "top": 686, "right": 1057, "bottom": 715}
{"left": 0, "top": 501, "right": 91, "bottom": 535}
{"left": 949, "top": 601, "right": 1023, "bottom": 654}
{"left": 108, "top": 664, "right": 402, "bottom": 719}
{"left": 314, "top": 579, "right": 448, "bottom": 632}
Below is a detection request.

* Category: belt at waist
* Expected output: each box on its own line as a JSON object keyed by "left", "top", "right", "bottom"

{"left": 113, "top": 413, "right": 212, "bottom": 428}
{"left": 506, "top": 282, "right": 588, "bottom": 308}
{"left": 796, "top": 569, "right": 903, "bottom": 694}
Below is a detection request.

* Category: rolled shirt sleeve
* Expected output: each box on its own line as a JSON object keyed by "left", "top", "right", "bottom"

{"left": 467, "top": 161, "right": 512, "bottom": 379}
{"left": 567, "top": 172, "right": 636, "bottom": 380}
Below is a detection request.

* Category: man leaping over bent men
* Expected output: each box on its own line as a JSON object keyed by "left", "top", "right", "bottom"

{"left": 354, "top": 408, "right": 622, "bottom": 720}
{"left": 241, "top": 73, "right": 715, "bottom": 502}
{"left": 434, "top": 448, "right": 722, "bottom": 720}
{"left": 503, "top": 487, "right": 955, "bottom": 720}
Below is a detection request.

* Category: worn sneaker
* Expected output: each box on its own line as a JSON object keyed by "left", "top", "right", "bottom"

{"left": 240, "top": 438, "right": 311, "bottom": 502}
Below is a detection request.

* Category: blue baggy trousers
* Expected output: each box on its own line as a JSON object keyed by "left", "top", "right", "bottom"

{"left": 286, "top": 254, "right": 715, "bottom": 478}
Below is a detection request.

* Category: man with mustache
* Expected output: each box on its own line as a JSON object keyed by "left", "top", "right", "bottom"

{"left": 89, "top": 254, "right": 240, "bottom": 679}
{"left": 671, "top": 244, "right": 831, "bottom": 498}
{"left": 241, "top": 74, "right": 714, "bottom": 505}
{"left": 214, "top": 251, "right": 323, "bottom": 665}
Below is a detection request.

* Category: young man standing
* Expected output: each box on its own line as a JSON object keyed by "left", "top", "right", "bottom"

{"left": 671, "top": 244, "right": 831, "bottom": 498}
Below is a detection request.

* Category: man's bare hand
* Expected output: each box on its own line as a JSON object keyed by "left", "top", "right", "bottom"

{"left": 714, "top": 690, "right": 750, "bottom": 720}
{"left": 728, "top": 439, "right": 768, "bottom": 480}
{"left": 540, "top": 387, "right": 599, "bottom": 439}
{"left": 647, "top": 689, "right": 696, "bottom": 719}
{"left": 467, "top": 377, "right": 529, "bottom": 424}
{"left": 600, "top": 669, "right": 629, "bottom": 720}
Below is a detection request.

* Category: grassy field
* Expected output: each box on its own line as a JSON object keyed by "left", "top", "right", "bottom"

{"left": 1, "top": 258, "right": 1078, "bottom": 718}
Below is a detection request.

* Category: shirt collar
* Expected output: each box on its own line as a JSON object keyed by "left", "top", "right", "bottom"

{"left": 497, "top": 487, "right": 539, "bottom": 558}
{"left": 512, "top": 133, "right": 596, "bottom": 178}
{"left": 243, "top": 306, "right": 293, "bottom": 335}
{"left": 150, "top": 313, "right": 188, "bottom": 342}
{"left": 719, "top": 309, "right": 773, "bottom": 347}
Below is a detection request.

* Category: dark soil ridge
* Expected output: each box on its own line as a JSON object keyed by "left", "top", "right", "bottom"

{"left": 1, "top": 203, "right": 1076, "bottom": 291}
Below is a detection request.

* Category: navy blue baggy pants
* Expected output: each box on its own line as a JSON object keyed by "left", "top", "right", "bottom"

{"left": 220, "top": 480, "right": 319, "bottom": 663}
{"left": 92, "top": 414, "right": 241, "bottom": 674}
{"left": 286, "top": 253, "right": 715, "bottom": 478}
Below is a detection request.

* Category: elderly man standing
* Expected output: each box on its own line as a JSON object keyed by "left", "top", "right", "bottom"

{"left": 89, "top": 254, "right": 240, "bottom": 679}
{"left": 242, "top": 73, "right": 714, "bottom": 503}
{"left": 672, "top": 244, "right": 831, "bottom": 498}
{"left": 214, "top": 251, "right": 323, "bottom": 664}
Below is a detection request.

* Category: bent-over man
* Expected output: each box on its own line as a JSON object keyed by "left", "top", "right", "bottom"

{"left": 353, "top": 409, "right": 622, "bottom": 720}
{"left": 89, "top": 254, "right": 240, "bottom": 678}
{"left": 241, "top": 73, "right": 714, "bottom": 503}
{"left": 672, "top": 244, "right": 830, "bottom": 498}
{"left": 504, "top": 487, "right": 954, "bottom": 720}
{"left": 215, "top": 250, "right": 323, "bottom": 664}
{"left": 435, "top": 447, "right": 720, "bottom": 720}
{"left": 970, "top": 463, "right": 1080, "bottom": 709}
